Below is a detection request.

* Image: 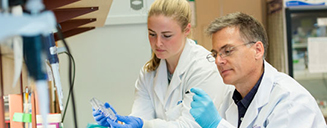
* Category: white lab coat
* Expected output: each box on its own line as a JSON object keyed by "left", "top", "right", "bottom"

{"left": 130, "top": 39, "right": 226, "bottom": 128}
{"left": 216, "top": 61, "right": 327, "bottom": 128}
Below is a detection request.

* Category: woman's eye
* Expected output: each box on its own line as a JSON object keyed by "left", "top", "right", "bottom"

{"left": 163, "top": 35, "right": 172, "bottom": 38}
{"left": 149, "top": 33, "right": 156, "bottom": 37}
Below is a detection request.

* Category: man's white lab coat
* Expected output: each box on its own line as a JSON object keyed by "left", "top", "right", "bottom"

{"left": 217, "top": 61, "right": 326, "bottom": 128}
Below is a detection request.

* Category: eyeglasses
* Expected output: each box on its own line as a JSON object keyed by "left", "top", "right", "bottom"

{"left": 206, "top": 41, "right": 256, "bottom": 62}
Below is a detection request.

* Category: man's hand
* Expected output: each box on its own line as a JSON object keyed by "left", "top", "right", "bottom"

{"left": 190, "top": 87, "right": 222, "bottom": 128}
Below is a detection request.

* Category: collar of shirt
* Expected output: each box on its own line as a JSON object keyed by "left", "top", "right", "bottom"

{"left": 167, "top": 67, "right": 173, "bottom": 84}
{"left": 232, "top": 71, "right": 264, "bottom": 127}
{"left": 233, "top": 72, "right": 264, "bottom": 108}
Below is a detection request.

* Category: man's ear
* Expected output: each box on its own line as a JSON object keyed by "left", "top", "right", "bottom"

{"left": 254, "top": 41, "right": 264, "bottom": 60}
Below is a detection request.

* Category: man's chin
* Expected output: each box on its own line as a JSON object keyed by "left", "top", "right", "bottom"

{"left": 222, "top": 77, "right": 234, "bottom": 85}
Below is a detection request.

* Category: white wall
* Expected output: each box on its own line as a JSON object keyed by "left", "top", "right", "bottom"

{"left": 105, "top": 0, "right": 155, "bottom": 25}
{"left": 57, "top": 0, "right": 155, "bottom": 127}
{"left": 58, "top": 23, "right": 151, "bottom": 128}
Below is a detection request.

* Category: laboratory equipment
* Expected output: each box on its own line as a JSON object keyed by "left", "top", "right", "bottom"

{"left": 44, "top": 33, "right": 64, "bottom": 111}
{"left": 284, "top": 4, "right": 327, "bottom": 102}
{"left": 90, "top": 98, "right": 117, "bottom": 122}
{"left": 1, "top": 0, "right": 57, "bottom": 127}
{"left": 106, "top": 115, "right": 143, "bottom": 128}
{"left": 23, "top": 35, "right": 50, "bottom": 128}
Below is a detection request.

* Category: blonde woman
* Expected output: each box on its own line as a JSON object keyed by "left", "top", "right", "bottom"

{"left": 93, "top": 0, "right": 226, "bottom": 127}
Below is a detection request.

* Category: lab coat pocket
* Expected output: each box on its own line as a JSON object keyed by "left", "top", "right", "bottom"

{"left": 165, "top": 103, "right": 183, "bottom": 121}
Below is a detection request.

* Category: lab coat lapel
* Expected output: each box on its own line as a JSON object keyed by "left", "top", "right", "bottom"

{"left": 164, "top": 39, "right": 192, "bottom": 105}
{"left": 225, "top": 101, "right": 239, "bottom": 127}
{"left": 164, "top": 72, "right": 182, "bottom": 105}
{"left": 153, "top": 59, "right": 168, "bottom": 106}
{"left": 240, "top": 61, "right": 276, "bottom": 128}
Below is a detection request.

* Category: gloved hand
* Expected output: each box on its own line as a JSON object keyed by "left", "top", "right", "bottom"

{"left": 92, "top": 102, "right": 117, "bottom": 127}
{"left": 107, "top": 115, "right": 143, "bottom": 128}
{"left": 190, "top": 87, "right": 222, "bottom": 128}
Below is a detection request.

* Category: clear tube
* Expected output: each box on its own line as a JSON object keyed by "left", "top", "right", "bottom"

{"left": 90, "top": 97, "right": 117, "bottom": 122}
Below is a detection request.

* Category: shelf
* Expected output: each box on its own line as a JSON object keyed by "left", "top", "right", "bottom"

{"left": 294, "top": 69, "right": 327, "bottom": 80}
{"left": 58, "top": 0, "right": 113, "bottom": 27}
{"left": 54, "top": 27, "right": 95, "bottom": 41}
{"left": 54, "top": 7, "right": 99, "bottom": 23}
{"left": 59, "top": 19, "right": 96, "bottom": 32}
{"left": 44, "top": 0, "right": 79, "bottom": 10}
{"left": 293, "top": 43, "right": 307, "bottom": 49}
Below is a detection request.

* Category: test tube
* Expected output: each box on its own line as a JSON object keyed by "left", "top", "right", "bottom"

{"left": 90, "top": 97, "right": 117, "bottom": 122}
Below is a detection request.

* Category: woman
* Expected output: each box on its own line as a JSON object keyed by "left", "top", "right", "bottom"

{"left": 93, "top": 0, "right": 226, "bottom": 127}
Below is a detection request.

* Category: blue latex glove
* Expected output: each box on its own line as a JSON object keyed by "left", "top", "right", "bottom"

{"left": 92, "top": 102, "right": 117, "bottom": 127}
{"left": 107, "top": 115, "right": 143, "bottom": 128}
{"left": 190, "top": 87, "right": 222, "bottom": 128}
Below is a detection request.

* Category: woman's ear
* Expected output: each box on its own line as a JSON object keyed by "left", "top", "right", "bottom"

{"left": 184, "top": 23, "right": 191, "bottom": 35}
{"left": 254, "top": 41, "right": 264, "bottom": 60}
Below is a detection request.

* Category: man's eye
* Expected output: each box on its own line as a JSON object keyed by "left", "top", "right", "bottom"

{"left": 225, "top": 50, "right": 232, "bottom": 54}
{"left": 214, "top": 53, "right": 218, "bottom": 58}
{"left": 224, "top": 48, "right": 233, "bottom": 55}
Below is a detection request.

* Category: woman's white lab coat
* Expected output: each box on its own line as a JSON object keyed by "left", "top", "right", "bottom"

{"left": 216, "top": 61, "right": 327, "bottom": 128}
{"left": 130, "top": 39, "right": 226, "bottom": 128}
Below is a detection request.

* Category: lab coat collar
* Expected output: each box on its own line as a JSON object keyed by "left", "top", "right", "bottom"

{"left": 173, "top": 38, "right": 193, "bottom": 76}
{"left": 164, "top": 39, "right": 193, "bottom": 103}
{"left": 153, "top": 59, "right": 169, "bottom": 106}
{"left": 240, "top": 60, "right": 277, "bottom": 127}
{"left": 153, "top": 39, "right": 193, "bottom": 108}
{"left": 225, "top": 101, "right": 239, "bottom": 127}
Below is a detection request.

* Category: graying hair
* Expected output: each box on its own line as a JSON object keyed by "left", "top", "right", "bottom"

{"left": 207, "top": 12, "right": 268, "bottom": 58}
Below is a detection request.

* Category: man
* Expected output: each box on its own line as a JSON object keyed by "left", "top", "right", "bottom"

{"left": 190, "top": 12, "right": 327, "bottom": 128}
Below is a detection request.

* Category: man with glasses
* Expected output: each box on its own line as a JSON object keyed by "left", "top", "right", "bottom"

{"left": 190, "top": 12, "right": 326, "bottom": 128}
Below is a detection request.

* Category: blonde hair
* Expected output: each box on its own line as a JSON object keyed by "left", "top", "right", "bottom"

{"left": 144, "top": 0, "right": 191, "bottom": 72}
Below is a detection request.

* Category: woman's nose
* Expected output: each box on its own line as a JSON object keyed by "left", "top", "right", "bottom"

{"left": 156, "top": 37, "right": 163, "bottom": 46}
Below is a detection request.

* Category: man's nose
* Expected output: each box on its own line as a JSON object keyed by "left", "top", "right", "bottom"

{"left": 215, "top": 55, "right": 226, "bottom": 65}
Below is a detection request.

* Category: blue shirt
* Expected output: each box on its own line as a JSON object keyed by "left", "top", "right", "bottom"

{"left": 232, "top": 72, "right": 264, "bottom": 128}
